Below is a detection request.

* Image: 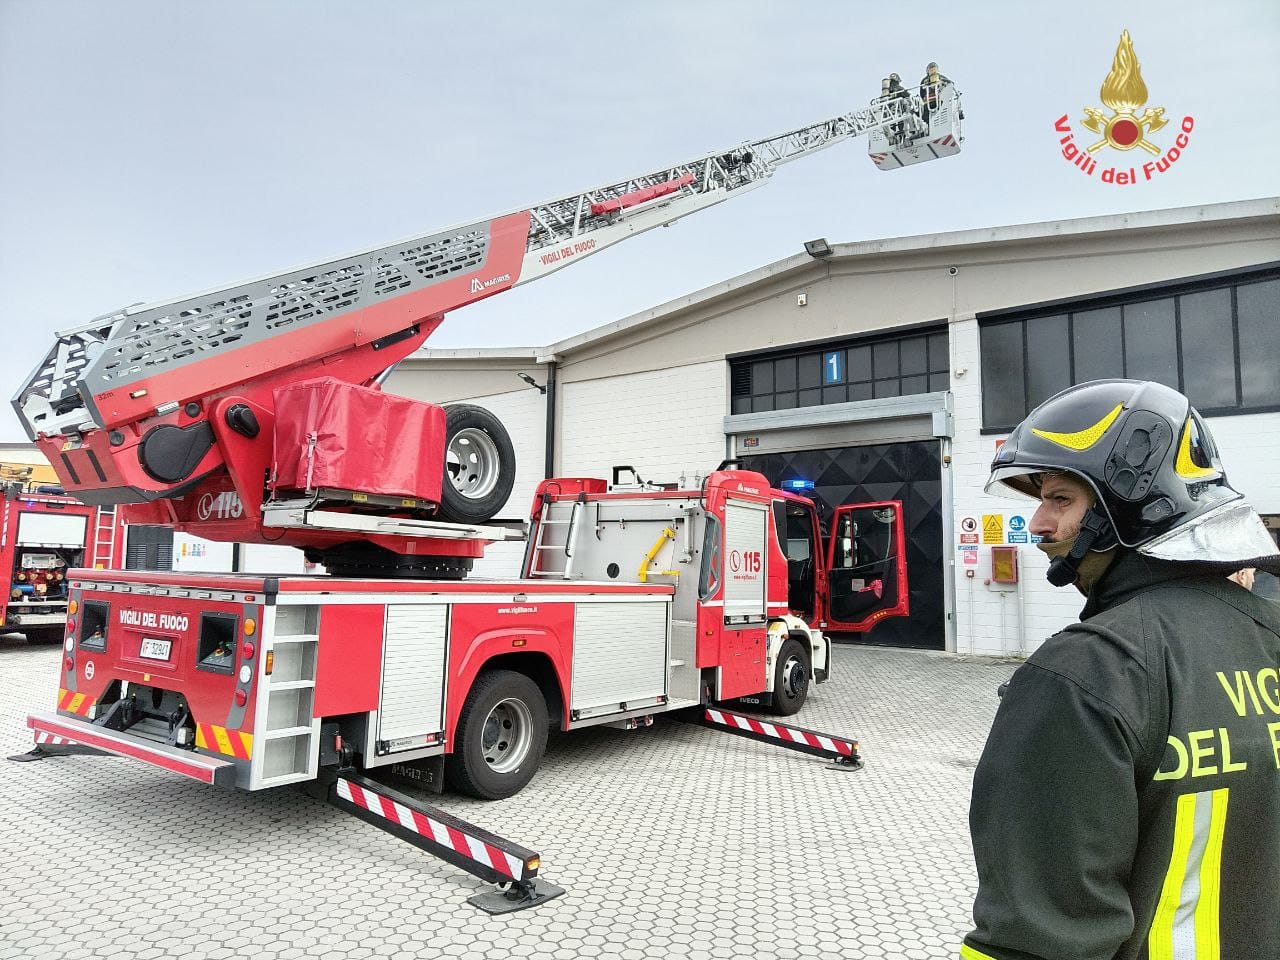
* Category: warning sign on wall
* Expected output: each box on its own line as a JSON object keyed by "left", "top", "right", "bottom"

{"left": 982, "top": 514, "right": 1004, "bottom": 545}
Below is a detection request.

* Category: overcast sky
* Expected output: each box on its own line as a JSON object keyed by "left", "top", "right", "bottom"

{"left": 2, "top": 1, "right": 1278, "bottom": 441}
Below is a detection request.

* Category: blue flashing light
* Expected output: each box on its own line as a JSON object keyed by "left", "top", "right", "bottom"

{"left": 781, "top": 479, "right": 815, "bottom": 492}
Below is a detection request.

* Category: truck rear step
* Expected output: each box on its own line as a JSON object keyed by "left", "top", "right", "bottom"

{"left": 26, "top": 711, "right": 237, "bottom": 785}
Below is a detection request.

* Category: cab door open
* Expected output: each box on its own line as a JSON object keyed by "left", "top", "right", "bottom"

{"left": 823, "top": 501, "right": 909, "bottom": 632}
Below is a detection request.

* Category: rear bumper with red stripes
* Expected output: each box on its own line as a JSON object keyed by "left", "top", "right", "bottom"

{"left": 27, "top": 711, "right": 237, "bottom": 787}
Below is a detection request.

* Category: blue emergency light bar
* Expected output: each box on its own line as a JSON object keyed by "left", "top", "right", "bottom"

{"left": 781, "top": 479, "right": 815, "bottom": 492}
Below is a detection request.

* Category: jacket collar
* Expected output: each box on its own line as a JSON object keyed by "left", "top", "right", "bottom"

{"left": 1079, "top": 550, "right": 1219, "bottom": 620}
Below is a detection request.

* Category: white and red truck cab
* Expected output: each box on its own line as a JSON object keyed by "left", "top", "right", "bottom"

{"left": 31, "top": 468, "right": 905, "bottom": 800}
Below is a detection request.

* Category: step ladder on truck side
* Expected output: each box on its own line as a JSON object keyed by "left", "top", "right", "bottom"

{"left": 14, "top": 66, "right": 960, "bottom": 913}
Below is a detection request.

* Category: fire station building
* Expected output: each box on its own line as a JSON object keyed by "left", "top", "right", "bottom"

{"left": 384, "top": 197, "right": 1280, "bottom": 655}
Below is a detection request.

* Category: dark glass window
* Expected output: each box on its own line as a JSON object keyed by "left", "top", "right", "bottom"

{"left": 848, "top": 381, "right": 874, "bottom": 402}
{"left": 751, "top": 361, "right": 773, "bottom": 395}
{"left": 729, "top": 327, "right": 949, "bottom": 414}
{"left": 1072, "top": 307, "right": 1124, "bottom": 382}
{"left": 1179, "top": 289, "right": 1235, "bottom": 410}
{"left": 797, "top": 354, "right": 821, "bottom": 390}
{"left": 1025, "top": 314, "right": 1071, "bottom": 406}
{"left": 981, "top": 322, "right": 1026, "bottom": 428}
{"left": 873, "top": 341, "right": 898, "bottom": 379}
{"left": 900, "top": 337, "right": 927, "bottom": 376}
{"left": 1237, "top": 279, "right": 1280, "bottom": 408}
{"left": 928, "top": 332, "right": 948, "bottom": 372}
{"left": 848, "top": 346, "right": 873, "bottom": 382}
{"left": 774, "top": 356, "right": 797, "bottom": 392}
{"left": 980, "top": 268, "right": 1280, "bottom": 430}
{"left": 1123, "top": 298, "right": 1177, "bottom": 385}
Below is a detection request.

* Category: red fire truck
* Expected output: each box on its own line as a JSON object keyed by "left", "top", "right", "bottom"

{"left": 31, "top": 467, "right": 906, "bottom": 793}
{"left": 1, "top": 483, "right": 122, "bottom": 642}
{"left": 16, "top": 72, "right": 957, "bottom": 909}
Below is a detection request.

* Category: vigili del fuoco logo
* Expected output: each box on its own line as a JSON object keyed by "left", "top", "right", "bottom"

{"left": 1054, "top": 29, "right": 1194, "bottom": 186}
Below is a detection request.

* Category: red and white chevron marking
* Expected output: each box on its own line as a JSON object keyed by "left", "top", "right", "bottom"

{"left": 336, "top": 777, "right": 525, "bottom": 879}
{"left": 932, "top": 135, "right": 956, "bottom": 147}
{"left": 35, "top": 731, "right": 78, "bottom": 746}
{"left": 705, "top": 708, "right": 857, "bottom": 756}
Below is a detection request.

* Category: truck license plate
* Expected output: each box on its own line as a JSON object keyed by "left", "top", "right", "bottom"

{"left": 139, "top": 637, "right": 172, "bottom": 661}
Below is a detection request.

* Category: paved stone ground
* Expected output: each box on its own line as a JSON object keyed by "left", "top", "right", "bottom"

{"left": 0, "top": 632, "right": 1017, "bottom": 960}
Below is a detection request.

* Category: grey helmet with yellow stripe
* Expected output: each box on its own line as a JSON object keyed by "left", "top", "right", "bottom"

{"left": 987, "top": 379, "right": 1280, "bottom": 577}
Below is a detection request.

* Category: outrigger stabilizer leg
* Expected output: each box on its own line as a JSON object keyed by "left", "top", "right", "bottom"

{"left": 7, "top": 731, "right": 106, "bottom": 763}
{"left": 689, "top": 707, "right": 864, "bottom": 769}
{"left": 304, "top": 770, "right": 566, "bottom": 914}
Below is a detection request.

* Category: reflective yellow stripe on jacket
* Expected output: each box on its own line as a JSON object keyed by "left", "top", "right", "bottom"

{"left": 1150, "top": 788, "right": 1228, "bottom": 960}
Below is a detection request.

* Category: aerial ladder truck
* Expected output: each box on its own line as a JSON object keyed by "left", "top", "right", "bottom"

{"left": 17, "top": 73, "right": 962, "bottom": 911}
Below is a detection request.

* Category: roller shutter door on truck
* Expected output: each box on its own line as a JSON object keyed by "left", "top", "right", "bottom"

{"left": 722, "top": 500, "right": 768, "bottom": 623}
{"left": 17, "top": 512, "right": 86, "bottom": 549}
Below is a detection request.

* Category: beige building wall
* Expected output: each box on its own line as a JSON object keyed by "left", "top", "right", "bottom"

{"left": 389, "top": 200, "right": 1280, "bottom": 652}
{"left": 559, "top": 361, "right": 727, "bottom": 485}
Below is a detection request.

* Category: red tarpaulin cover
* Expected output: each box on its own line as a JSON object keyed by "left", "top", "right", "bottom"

{"left": 273, "top": 378, "right": 445, "bottom": 503}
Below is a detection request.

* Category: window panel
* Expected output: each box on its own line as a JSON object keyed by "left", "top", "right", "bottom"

{"left": 900, "top": 337, "right": 928, "bottom": 376}
{"left": 798, "top": 388, "right": 822, "bottom": 408}
{"left": 775, "top": 357, "right": 798, "bottom": 392}
{"left": 822, "top": 385, "right": 847, "bottom": 404}
{"left": 1237, "top": 279, "right": 1280, "bottom": 409}
{"left": 797, "top": 354, "right": 821, "bottom": 389}
{"left": 1122, "top": 298, "right": 1178, "bottom": 387}
{"left": 1178, "top": 289, "right": 1236, "bottom": 410}
{"left": 873, "top": 379, "right": 900, "bottom": 399}
{"left": 732, "top": 396, "right": 751, "bottom": 415}
{"left": 929, "top": 372, "right": 950, "bottom": 392}
{"left": 980, "top": 322, "right": 1026, "bottom": 428}
{"left": 751, "top": 361, "right": 773, "bottom": 395}
{"left": 1025, "top": 314, "right": 1071, "bottom": 409}
{"left": 928, "top": 332, "right": 949, "bottom": 373}
{"left": 900, "top": 375, "right": 928, "bottom": 395}
{"left": 873, "top": 341, "right": 899, "bottom": 379}
{"left": 752, "top": 394, "right": 774, "bottom": 413}
{"left": 848, "top": 381, "right": 873, "bottom": 402}
{"left": 774, "top": 391, "right": 797, "bottom": 410}
{"left": 848, "top": 345, "right": 873, "bottom": 382}
{"left": 1072, "top": 307, "right": 1124, "bottom": 383}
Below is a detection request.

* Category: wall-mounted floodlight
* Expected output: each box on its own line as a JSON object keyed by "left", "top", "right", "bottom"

{"left": 517, "top": 372, "right": 547, "bottom": 394}
{"left": 804, "top": 238, "right": 833, "bottom": 258}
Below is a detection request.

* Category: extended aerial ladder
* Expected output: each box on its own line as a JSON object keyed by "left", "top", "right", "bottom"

{"left": 14, "top": 72, "right": 963, "bottom": 576}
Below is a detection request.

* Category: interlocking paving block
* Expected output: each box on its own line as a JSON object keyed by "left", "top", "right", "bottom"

{"left": 0, "top": 632, "right": 1016, "bottom": 959}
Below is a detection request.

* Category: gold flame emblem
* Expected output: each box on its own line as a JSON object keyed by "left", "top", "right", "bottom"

{"left": 1081, "top": 30, "right": 1168, "bottom": 154}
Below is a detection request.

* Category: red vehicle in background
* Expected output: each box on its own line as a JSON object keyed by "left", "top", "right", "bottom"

{"left": 1, "top": 482, "right": 122, "bottom": 643}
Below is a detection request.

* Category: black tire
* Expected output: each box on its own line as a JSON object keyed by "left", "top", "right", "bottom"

{"left": 445, "top": 669, "right": 548, "bottom": 800}
{"left": 770, "top": 637, "right": 811, "bottom": 717}
{"left": 437, "top": 404, "right": 516, "bottom": 525}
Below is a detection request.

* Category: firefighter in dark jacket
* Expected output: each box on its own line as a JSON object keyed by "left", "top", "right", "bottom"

{"left": 964, "top": 379, "right": 1280, "bottom": 960}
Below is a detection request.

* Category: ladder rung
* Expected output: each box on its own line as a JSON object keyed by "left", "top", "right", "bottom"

{"left": 264, "top": 725, "right": 313, "bottom": 740}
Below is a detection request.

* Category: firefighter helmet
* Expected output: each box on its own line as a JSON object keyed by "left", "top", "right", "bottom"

{"left": 987, "top": 379, "right": 1280, "bottom": 569}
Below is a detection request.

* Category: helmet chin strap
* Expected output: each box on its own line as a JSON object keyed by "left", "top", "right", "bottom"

{"left": 1046, "top": 506, "right": 1116, "bottom": 587}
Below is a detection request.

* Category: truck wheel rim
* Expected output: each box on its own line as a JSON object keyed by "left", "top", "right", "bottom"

{"left": 481, "top": 698, "right": 533, "bottom": 773}
{"left": 782, "top": 655, "right": 808, "bottom": 700}
{"left": 446, "top": 428, "right": 501, "bottom": 501}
